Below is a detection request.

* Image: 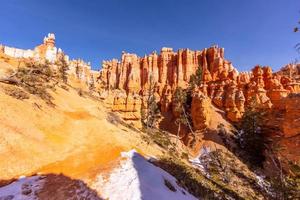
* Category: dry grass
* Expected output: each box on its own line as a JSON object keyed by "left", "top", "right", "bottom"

{"left": 2, "top": 85, "right": 29, "bottom": 100}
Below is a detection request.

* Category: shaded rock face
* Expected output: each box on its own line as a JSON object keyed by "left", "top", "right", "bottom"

{"left": 99, "top": 46, "right": 300, "bottom": 127}
{"left": 263, "top": 93, "right": 300, "bottom": 163}
{"left": 283, "top": 94, "right": 300, "bottom": 138}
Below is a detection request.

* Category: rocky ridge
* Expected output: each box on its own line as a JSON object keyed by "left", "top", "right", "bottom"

{"left": 99, "top": 46, "right": 299, "bottom": 121}
{"left": 99, "top": 46, "right": 300, "bottom": 161}
{"left": 0, "top": 34, "right": 299, "bottom": 199}
{"left": 0, "top": 33, "right": 100, "bottom": 91}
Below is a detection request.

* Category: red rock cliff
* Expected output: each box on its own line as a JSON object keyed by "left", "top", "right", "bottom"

{"left": 99, "top": 46, "right": 300, "bottom": 124}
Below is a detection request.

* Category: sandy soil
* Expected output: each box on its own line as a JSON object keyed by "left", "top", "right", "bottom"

{"left": 0, "top": 83, "right": 162, "bottom": 181}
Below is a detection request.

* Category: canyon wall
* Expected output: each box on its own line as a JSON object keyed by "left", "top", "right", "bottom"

{"left": 99, "top": 46, "right": 300, "bottom": 161}
{"left": 2, "top": 33, "right": 60, "bottom": 63}
{"left": 1, "top": 34, "right": 299, "bottom": 161}
{"left": 99, "top": 46, "right": 300, "bottom": 124}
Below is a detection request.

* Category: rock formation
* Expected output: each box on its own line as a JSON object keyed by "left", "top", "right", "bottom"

{"left": 99, "top": 47, "right": 300, "bottom": 162}
{"left": 3, "top": 34, "right": 298, "bottom": 161}
{"left": 1, "top": 33, "right": 100, "bottom": 90}
{"left": 99, "top": 46, "right": 300, "bottom": 127}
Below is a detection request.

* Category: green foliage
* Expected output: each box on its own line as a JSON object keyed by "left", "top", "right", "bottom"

{"left": 142, "top": 74, "right": 160, "bottom": 129}
{"left": 89, "top": 76, "right": 96, "bottom": 91}
{"left": 154, "top": 157, "right": 218, "bottom": 199}
{"left": 173, "top": 87, "right": 188, "bottom": 126}
{"left": 188, "top": 66, "right": 202, "bottom": 91}
{"left": 154, "top": 157, "right": 244, "bottom": 200}
{"left": 184, "top": 66, "right": 203, "bottom": 127}
{"left": 270, "top": 174, "right": 300, "bottom": 200}
{"left": 173, "top": 86, "right": 195, "bottom": 142}
{"left": 180, "top": 152, "right": 189, "bottom": 160}
{"left": 141, "top": 128, "right": 172, "bottom": 150}
{"left": 11, "top": 61, "right": 56, "bottom": 105}
{"left": 238, "top": 103, "right": 267, "bottom": 168}
{"left": 3, "top": 85, "right": 30, "bottom": 100}
{"left": 268, "top": 149, "right": 300, "bottom": 199}
{"left": 146, "top": 94, "right": 160, "bottom": 128}
{"left": 55, "top": 54, "right": 69, "bottom": 84}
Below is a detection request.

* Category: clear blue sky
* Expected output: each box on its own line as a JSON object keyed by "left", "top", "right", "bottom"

{"left": 0, "top": 0, "right": 299, "bottom": 71}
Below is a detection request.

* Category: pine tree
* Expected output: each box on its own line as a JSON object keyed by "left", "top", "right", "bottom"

{"left": 173, "top": 87, "right": 189, "bottom": 143}
{"left": 89, "top": 75, "right": 95, "bottom": 91}
{"left": 56, "top": 54, "right": 69, "bottom": 84}
{"left": 188, "top": 66, "right": 202, "bottom": 91}
{"left": 142, "top": 74, "right": 160, "bottom": 129}
{"left": 238, "top": 100, "right": 267, "bottom": 167}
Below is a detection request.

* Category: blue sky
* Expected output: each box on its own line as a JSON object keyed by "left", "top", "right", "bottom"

{"left": 0, "top": 0, "right": 299, "bottom": 71}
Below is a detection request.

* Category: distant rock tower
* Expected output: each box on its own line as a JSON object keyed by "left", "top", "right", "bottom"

{"left": 35, "top": 33, "right": 57, "bottom": 63}
{"left": 43, "top": 33, "right": 55, "bottom": 48}
{"left": 0, "top": 44, "right": 4, "bottom": 53}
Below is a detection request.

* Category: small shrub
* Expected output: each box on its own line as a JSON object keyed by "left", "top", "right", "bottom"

{"left": 77, "top": 89, "right": 84, "bottom": 97}
{"left": 61, "top": 85, "right": 69, "bottom": 91}
{"left": 106, "top": 112, "right": 122, "bottom": 125}
{"left": 143, "top": 129, "right": 172, "bottom": 150}
{"left": 181, "top": 152, "right": 189, "bottom": 160}
{"left": 270, "top": 174, "right": 300, "bottom": 199}
{"left": 153, "top": 157, "right": 222, "bottom": 199}
{"left": 3, "top": 86, "right": 29, "bottom": 100}
{"left": 7, "top": 61, "right": 56, "bottom": 105}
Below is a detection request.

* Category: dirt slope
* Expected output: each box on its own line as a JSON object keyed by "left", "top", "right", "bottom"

{"left": 0, "top": 83, "right": 162, "bottom": 181}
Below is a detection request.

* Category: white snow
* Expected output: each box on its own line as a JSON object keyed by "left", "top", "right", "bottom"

{"left": 0, "top": 175, "right": 45, "bottom": 200}
{"left": 254, "top": 172, "right": 275, "bottom": 197}
{"left": 93, "top": 149, "right": 197, "bottom": 200}
{"left": 189, "top": 146, "right": 211, "bottom": 177}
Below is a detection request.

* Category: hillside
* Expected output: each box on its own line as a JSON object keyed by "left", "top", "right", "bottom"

{"left": 0, "top": 34, "right": 299, "bottom": 199}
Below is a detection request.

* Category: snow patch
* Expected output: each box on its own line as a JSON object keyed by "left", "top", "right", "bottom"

{"left": 0, "top": 175, "right": 45, "bottom": 200}
{"left": 189, "top": 146, "right": 211, "bottom": 177}
{"left": 254, "top": 172, "right": 275, "bottom": 197}
{"left": 93, "top": 149, "right": 197, "bottom": 200}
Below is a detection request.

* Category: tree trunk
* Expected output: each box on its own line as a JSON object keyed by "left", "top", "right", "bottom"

{"left": 0, "top": 77, "right": 19, "bottom": 85}
{"left": 176, "top": 123, "right": 181, "bottom": 145}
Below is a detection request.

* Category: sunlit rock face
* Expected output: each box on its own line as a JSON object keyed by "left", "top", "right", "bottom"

{"left": 2, "top": 33, "right": 60, "bottom": 63}
{"left": 100, "top": 46, "right": 241, "bottom": 123}
{"left": 99, "top": 46, "right": 300, "bottom": 160}
{"left": 190, "top": 90, "right": 210, "bottom": 130}
{"left": 99, "top": 46, "right": 299, "bottom": 125}
{"left": 1, "top": 33, "right": 100, "bottom": 91}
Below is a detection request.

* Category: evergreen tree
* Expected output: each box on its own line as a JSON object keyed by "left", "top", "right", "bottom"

{"left": 89, "top": 75, "right": 95, "bottom": 91}
{"left": 188, "top": 66, "right": 202, "bottom": 91}
{"left": 238, "top": 100, "right": 267, "bottom": 167}
{"left": 56, "top": 54, "right": 69, "bottom": 84}
{"left": 142, "top": 74, "right": 160, "bottom": 129}
{"left": 173, "top": 87, "right": 189, "bottom": 143}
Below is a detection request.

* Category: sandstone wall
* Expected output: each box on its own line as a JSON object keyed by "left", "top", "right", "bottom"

{"left": 3, "top": 46, "right": 35, "bottom": 58}
{"left": 3, "top": 33, "right": 60, "bottom": 63}
{"left": 67, "top": 59, "right": 100, "bottom": 90}
{"left": 99, "top": 46, "right": 300, "bottom": 129}
{"left": 1, "top": 33, "right": 98, "bottom": 91}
